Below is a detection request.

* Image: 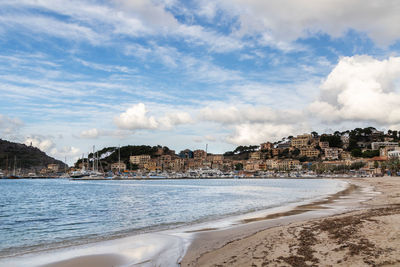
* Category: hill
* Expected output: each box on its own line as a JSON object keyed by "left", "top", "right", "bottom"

{"left": 74, "top": 145, "right": 175, "bottom": 169}
{"left": 0, "top": 139, "right": 66, "bottom": 172}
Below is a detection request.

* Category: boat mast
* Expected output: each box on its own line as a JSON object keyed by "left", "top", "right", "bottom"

{"left": 5, "top": 155, "right": 8, "bottom": 176}
{"left": 81, "top": 153, "right": 85, "bottom": 171}
{"left": 13, "top": 155, "right": 16, "bottom": 176}
{"left": 92, "top": 145, "right": 95, "bottom": 172}
{"left": 118, "top": 145, "right": 121, "bottom": 174}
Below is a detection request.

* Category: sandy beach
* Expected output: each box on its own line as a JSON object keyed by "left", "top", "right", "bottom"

{"left": 181, "top": 177, "right": 400, "bottom": 266}
{"left": 3, "top": 177, "right": 398, "bottom": 267}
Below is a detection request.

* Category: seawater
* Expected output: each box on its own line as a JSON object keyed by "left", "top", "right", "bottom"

{"left": 0, "top": 178, "right": 346, "bottom": 257}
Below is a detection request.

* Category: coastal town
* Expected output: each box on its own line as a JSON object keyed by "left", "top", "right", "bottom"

{"left": 2, "top": 127, "right": 400, "bottom": 179}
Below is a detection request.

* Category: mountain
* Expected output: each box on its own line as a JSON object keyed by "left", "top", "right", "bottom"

{"left": 0, "top": 139, "right": 66, "bottom": 172}
{"left": 75, "top": 145, "right": 175, "bottom": 169}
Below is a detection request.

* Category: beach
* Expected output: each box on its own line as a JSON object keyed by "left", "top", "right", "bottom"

{"left": 2, "top": 177, "right": 399, "bottom": 267}
{"left": 181, "top": 177, "right": 400, "bottom": 266}
{"left": 0, "top": 178, "right": 348, "bottom": 267}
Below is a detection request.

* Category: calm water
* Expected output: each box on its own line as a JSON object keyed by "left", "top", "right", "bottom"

{"left": 0, "top": 178, "right": 346, "bottom": 256}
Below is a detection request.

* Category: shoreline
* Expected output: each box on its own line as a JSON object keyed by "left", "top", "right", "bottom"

{"left": 181, "top": 177, "right": 400, "bottom": 266}
{"left": 0, "top": 178, "right": 373, "bottom": 267}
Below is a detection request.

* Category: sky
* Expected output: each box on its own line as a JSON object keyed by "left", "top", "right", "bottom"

{"left": 1, "top": 0, "right": 400, "bottom": 165}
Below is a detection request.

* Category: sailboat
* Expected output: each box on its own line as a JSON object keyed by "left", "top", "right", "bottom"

{"left": 7, "top": 156, "right": 20, "bottom": 179}
{"left": 72, "top": 147, "right": 105, "bottom": 180}
{"left": 112, "top": 145, "right": 122, "bottom": 180}
{"left": 59, "top": 156, "right": 70, "bottom": 179}
{"left": 84, "top": 146, "right": 105, "bottom": 179}
{"left": 70, "top": 154, "right": 89, "bottom": 178}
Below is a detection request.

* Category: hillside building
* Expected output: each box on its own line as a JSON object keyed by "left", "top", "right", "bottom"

{"left": 291, "top": 134, "right": 312, "bottom": 148}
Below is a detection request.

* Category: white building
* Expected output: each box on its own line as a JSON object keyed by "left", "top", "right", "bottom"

{"left": 371, "top": 142, "right": 399, "bottom": 150}
{"left": 324, "top": 148, "right": 341, "bottom": 160}
{"left": 388, "top": 150, "right": 400, "bottom": 159}
{"left": 130, "top": 155, "right": 151, "bottom": 165}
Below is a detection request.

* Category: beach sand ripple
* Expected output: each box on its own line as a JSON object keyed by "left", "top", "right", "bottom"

{"left": 181, "top": 177, "right": 400, "bottom": 267}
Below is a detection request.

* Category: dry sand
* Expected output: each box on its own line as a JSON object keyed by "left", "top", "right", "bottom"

{"left": 181, "top": 177, "right": 400, "bottom": 267}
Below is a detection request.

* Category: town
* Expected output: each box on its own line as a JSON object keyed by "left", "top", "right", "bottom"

{"left": 29, "top": 127, "right": 400, "bottom": 179}
{"left": 1, "top": 127, "right": 400, "bottom": 179}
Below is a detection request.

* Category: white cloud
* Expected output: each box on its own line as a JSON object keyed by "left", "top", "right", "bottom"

{"left": 75, "top": 58, "right": 134, "bottom": 73}
{"left": 226, "top": 123, "right": 308, "bottom": 145}
{"left": 0, "top": 0, "right": 243, "bottom": 52}
{"left": 114, "top": 103, "right": 158, "bottom": 130}
{"left": 80, "top": 128, "right": 100, "bottom": 139}
{"left": 309, "top": 55, "right": 400, "bottom": 125}
{"left": 24, "top": 135, "right": 56, "bottom": 151}
{"left": 215, "top": 0, "right": 400, "bottom": 47}
{"left": 114, "top": 103, "right": 192, "bottom": 130}
{"left": 204, "top": 135, "right": 216, "bottom": 142}
{"left": 0, "top": 114, "right": 23, "bottom": 136}
{"left": 2, "top": 0, "right": 399, "bottom": 53}
{"left": 50, "top": 146, "right": 81, "bottom": 162}
{"left": 158, "top": 112, "right": 193, "bottom": 130}
{"left": 124, "top": 43, "right": 242, "bottom": 83}
{"left": 0, "top": 14, "right": 105, "bottom": 45}
{"left": 24, "top": 135, "right": 80, "bottom": 164}
{"left": 200, "top": 105, "right": 302, "bottom": 125}
{"left": 199, "top": 104, "right": 309, "bottom": 145}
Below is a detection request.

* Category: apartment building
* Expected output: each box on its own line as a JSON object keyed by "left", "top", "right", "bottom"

{"left": 193, "top": 149, "right": 207, "bottom": 160}
{"left": 300, "top": 147, "right": 320, "bottom": 158}
{"left": 130, "top": 155, "right": 151, "bottom": 165}
{"left": 319, "top": 141, "right": 329, "bottom": 150}
{"left": 111, "top": 162, "right": 126, "bottom": 171}
{"left": 260, "top": 142, "right": 273, "bottom": 150}
{"left": 324, "top": 147, "right": 342, "bottom": 160}
{"left": 371, "top": 142, "right": 399, "bottom": 150}
{"left": 278, "top": 159, "right": 300, "bottom": 170}
{"left": 291, "top": 134, "right": 312, "bottom": 148}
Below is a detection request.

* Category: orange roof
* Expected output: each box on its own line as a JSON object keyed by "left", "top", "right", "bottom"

{"left": 368, "top": 156, "right": 388, "bottom": 161}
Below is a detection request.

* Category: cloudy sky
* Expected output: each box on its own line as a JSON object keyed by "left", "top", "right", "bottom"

{"left": 1, "top": 0, "right": 400, "bottom": 164}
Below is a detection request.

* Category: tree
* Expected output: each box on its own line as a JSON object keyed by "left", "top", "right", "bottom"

{"left": 320, "top": 134, "right": 343, "bottom": 148}
{"left": 223, "top": 151, "right": 234, "bottom": 157}
{"left": 373, "top": 161, "right": 379, "bottom": 169}
{"left": 392, "top": 130, "right": 398, "bottom": 140}
{"left": 235, "top": 163, "right": 243, "bottom": 171}
{"left": 350, "top": 162, "right": 365, "bottom": 170}
{"left": 233, "top": 145, "right": 259, "bottom": 154}
{"left": 351, "top": 148, "right": 362, "bottom": 157}
{"left": 299, "top": 156, "right": 308, "bottom": 162}
{"left": 292, "top": 148, "right": 300, "bottom": 156}
{"left": 361, "top": 150, "right": 379, "bottom": 158}
{"left": 131, "top": 164, "right": 139, "bottom": 170}
{"left": 279, "top": 148, "right": 290, "bottom": 158}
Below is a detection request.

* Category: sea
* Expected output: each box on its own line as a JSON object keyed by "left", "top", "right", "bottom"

{"left": 0, "top": 178, "right": 347, "bottom": 265}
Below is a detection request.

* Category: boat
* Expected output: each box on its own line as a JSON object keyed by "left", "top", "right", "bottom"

{"left": 78, "top": 172, "right": 106, "bottom": 180}
{"left": 6, "top": 175, "right": 20, "bottom": 179}
{"left": 70, "top": 154, "right": 90, "bottom": 179}
{"left": 111, "top": 145, "right": 123, "bottom": 180}
{"left": 70, "top": 170, "right": 88, "bottom": 178}
{"left": 5, "top": 156, "right": 21, "bottom": 179}
{"left": 71, "top": 149, "right": 107, "bottom": 180}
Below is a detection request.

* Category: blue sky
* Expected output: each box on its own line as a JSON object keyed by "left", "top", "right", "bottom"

{"left": 1, "top": 0, "right": 400, "bottom": 164}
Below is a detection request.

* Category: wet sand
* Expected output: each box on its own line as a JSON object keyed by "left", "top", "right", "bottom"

{"left": 180, "top": 177, "right": 400, "bottom": 266}
{"left": 41, "top": 254, "right": 129, "bottom": 267}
